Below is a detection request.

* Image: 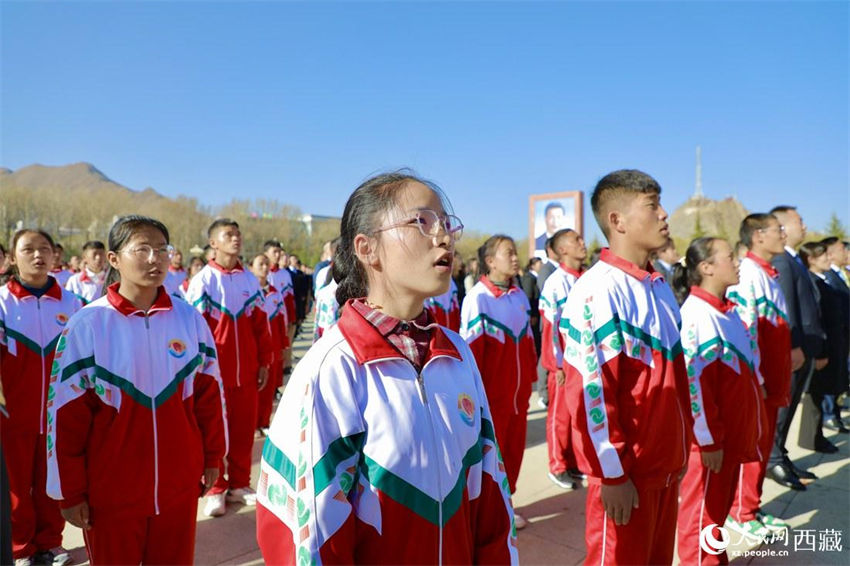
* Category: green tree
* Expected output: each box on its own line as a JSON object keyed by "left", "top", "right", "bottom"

{"left": 825, "top": 212, "right": 847, "bottom": 240}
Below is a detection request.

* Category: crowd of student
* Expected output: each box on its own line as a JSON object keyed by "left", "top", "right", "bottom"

{"left": 0, "top": 169, "right": 847, "bottom": 566}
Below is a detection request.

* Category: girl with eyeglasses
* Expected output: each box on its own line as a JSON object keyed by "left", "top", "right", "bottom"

{"left": 256, "top": 172, "right": 518, "bottom": 565}
{"left": 45, "top": 215, "right": 227, "bottom": 565}
{"left": 1, "top": 229, "right": 82, "bottom": 566}
{"left": 460, "top": 235, "right": 538, "bottom": 530}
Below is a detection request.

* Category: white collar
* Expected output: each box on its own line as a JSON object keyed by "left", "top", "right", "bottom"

{"left": 785, "top": 245, "right": 798, "bottom": 257}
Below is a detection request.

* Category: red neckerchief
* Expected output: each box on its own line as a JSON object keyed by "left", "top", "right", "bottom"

{"left": 599, "top": 248, "right": 664, "bottom": 281}
{"left": 106, "top": 282, "right": 173, "bottom": 317}
{"left": 689, "top": 286, "right": 736, "bottom": 313}
{"left": 745, "top": 251, "right": 779, "bottom": 279}
{"left": 6, "top": 277, "right": 62, "bottom": 300}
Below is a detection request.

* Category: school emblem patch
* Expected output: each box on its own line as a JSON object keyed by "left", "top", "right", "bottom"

{"left": 458, "top": 393, "right": 475, "bottom": 426}
{"left": 55, "top": 313, "right": 69, "bottom": 327}
{"left": 168, "top": 339, "right": 187, "bottom": 358}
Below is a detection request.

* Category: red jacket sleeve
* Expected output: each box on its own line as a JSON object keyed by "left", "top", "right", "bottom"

{"left": 52, "top": 392, "right": 98, "bottom": 508}
{"left": 252, "top": 306, "right": 274, "bottom": 368}
{"left": 192, "top": 372, "right": 228, "bottom": 468}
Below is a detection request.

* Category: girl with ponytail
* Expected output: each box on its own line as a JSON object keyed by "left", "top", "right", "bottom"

{"left": 257, "top": 172, "right": 518, "bottom": 565}
{"left": 45, "top": 215, "right": 227, "bottom": 565}
{"left": 674, "top": 237, "right": 766, "bottom": 565}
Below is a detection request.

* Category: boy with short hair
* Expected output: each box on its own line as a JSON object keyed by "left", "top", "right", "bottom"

{"left": 725, "top": 213, "right": 793, "bottom": 539}
{"left": 540, "top": 228, "right": 587, "bottom": 490}
{"left": 186, "top": 219, "right": 273, "bottom": 517}
{"left": 64, "top": 241, "right": 106, "bottom": 303}
{"left": 263, "top": 240, "right": 296, "bottom": 369}
{"left": 560, "top": 170, "right": 691, "bottom": 565}
{"left": 49, "top": 243, "right": 73, "bottom": 287}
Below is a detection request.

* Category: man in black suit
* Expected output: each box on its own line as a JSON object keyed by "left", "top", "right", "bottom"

{"left": 521, "top": 257, "right": 543, "bottom": 358}
{"left": 821, "top": 237, "right": 850, "bottom": 431}
{"left": 766, "top": 206, "right": 827, "bottom": 490}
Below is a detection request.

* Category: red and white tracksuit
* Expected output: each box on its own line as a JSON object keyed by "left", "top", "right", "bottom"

{"left": 64, "top": 268, "right": 106, "bottom": 304}
{"left": 45, "top": 284, "right": 227, "bottom": 565}
{"left": 560, "top": 249, "right": 691, "bottom": 565}
{"left": 313, "top": 279, "right": 339, "bottom": 342}
{"left": 186, "top": 260, "right": 273, "bottom": 494}
{"left": 256, "top": 303, "right": 518, "bottom": 565}
{"left": 49, "top": 268, "right": 73, "bottom": 288}
{"left": 268, "top": 265, "right": 296, "bottom": 330}
{"left": 164, "top": 266, "right": 187, "bottom": 298}
{"left": 424, "top": 278, "right": 461, "bottom": 332}
{"left": 539, "top": 264, "right": 582, "bottom": 476}
{"left": 726, "top": 252, "right": 791, "bottom": 523}
{"left": 0, "top": 277, "right": 82, "bottom": 560}
{"left": 257, "top": 284, "right": 289, "bottom": 430}
{"left": 460, "top": 276, "right": 537, "bottom": 494}
{"left": 676, "top": 287, "right": 765, "bottom": 565}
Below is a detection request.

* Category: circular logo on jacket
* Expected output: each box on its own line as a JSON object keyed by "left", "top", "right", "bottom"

{"left": 168, "top": 339, "right": 187, "bottom": 358}
{"left": 55, "top": 313, "right": 69, "bottom": 327}
{"left": 458, "top": 393, "right": 475, "bottom": 426}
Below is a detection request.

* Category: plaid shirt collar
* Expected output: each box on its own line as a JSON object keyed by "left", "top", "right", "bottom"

{"left": 341, "top": 298, "right": 460, "bottom": 369}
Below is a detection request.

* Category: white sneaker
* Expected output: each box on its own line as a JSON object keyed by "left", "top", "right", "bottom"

{"left": 226, "top": 486, "right": 257, "bottom": 505}
{"left": 50, "top": 547, "right": 72, "bottom": 566}
{"left": 15, "top": 558, "right": 33, "bottom": 566}
{"left": 203, "top": 492, "right": 227, "bottom": 517}
{"left": 514, "top": 513, "right": 529, "bottom": 530}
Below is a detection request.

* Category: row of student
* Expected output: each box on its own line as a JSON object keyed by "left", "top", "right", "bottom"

{"left": 0, "top": 217, "right": 316, "bottom": 564}
{"left": 0, "top": 218, "right": 230, "bottom": 566}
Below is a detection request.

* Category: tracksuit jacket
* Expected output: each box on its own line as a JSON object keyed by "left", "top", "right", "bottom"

{"left": 49, "top": 269, "right": 73, "bottom": 288}
{"left": 164, "top": 266, "right": 187, "bottom": 299}
{"left": 185, "top": 261, "right": 273, "bottom": 388}
{"left": 726, "top": 252, "right": 791, "bottom": 522}
{"left": 560, "top": 249, "right": 691, "bottom": 565}
{"left": 64, "top": 268, "right": 106, "bottom": 304}
{"left": 538, "top": 264, "right": 582, "bottom": 476}
{"left": 268, "top": 265, "right": 296, "bottom": 328}
{"left": 676, "top": 286, "right": 764, "bottom": 565}
{"left": 256, "top": 302, "right": 518, "bottom": 565}
{"left": 257, "top": 284, "right": 288, "bottom": 430}
{"left": 45, "top": 284, "right": 228, "bottom": 518}
{"left": 460, "top": 276, "right": 537, "bottom": 494}
{"left": 0, "top": 277, "right": 82, "bottom": 559}
{"left": 425, "top": 278, "right": 461, "bottom": 332}
{"left": 312, "top": 279, "right": 340, "bottom": 342}
{"left": 1, "top": 277, "right": 83, "bottom": 435}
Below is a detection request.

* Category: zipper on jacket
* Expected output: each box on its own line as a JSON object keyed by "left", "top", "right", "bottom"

{"left": 415, "top": 369, "right": 444, "bottom": 565}
{"left": 36, "top": 299, "right": 46, "bottom": 435}
{"left": 513, "top": 339, "right": 521, "bottom": 414}
{"left": 144, "top": 313, "right": 161, "bottom": 515}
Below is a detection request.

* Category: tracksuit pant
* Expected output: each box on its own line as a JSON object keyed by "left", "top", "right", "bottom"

{"left": 730, "top": 403, "right": 778, "bottom": 523}
{"left": 0, "top": 430, "right": 64, "bottom": 559}
{"left": 209, "top": 383, "right": 257, "bottom": 494}
{"left": 491, "top": 393, "right": 530, "bottom": 495}
{"left": 256, "top": 359, "right": 283, "bottom": 430}
{"left": 677, "top": 449, "right": 742, "bottom": 565}
{"left": 546, "top": 371, "right": 576, "bottom": 475}
{"left": 84, "top": 500, "right": 198, "bottom": 565}
{"left": 584, "top": 479, "right": 679, "bottom": 565}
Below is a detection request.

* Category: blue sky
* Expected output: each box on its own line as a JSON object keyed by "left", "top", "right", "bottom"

{"left": 2, "top": 1, "right": 847, "bottom": 243}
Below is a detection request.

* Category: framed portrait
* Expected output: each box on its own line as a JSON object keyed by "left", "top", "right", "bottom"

{"left": 529, "top": 191, "right": 583, "bottom": 259}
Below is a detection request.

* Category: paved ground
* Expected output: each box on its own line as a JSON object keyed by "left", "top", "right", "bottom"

{"left": 60, "top": 317, "right": 850, "bottom": 565}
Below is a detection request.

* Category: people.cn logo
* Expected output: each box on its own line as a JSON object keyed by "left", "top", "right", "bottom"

{"left": 699, "top": 524, "right": 731, "bottom": 555}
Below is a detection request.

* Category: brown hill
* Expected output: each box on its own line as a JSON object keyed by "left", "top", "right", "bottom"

{"left": 669, "top": 195, "right": 749, "bottom": 244}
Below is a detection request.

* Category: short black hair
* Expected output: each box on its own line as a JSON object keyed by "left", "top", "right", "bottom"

{"left": 820, "top": 236, "right": 840, "bottom": 248}
{"left": 208, "top": 218, "right": 239, "bottom": 239}
{"left": 769, "top": 205, "right": 796, "bottom": 216}
{"left": 739, "top": 213, "right": 777, "bottom": 247}
{"left": 544, "top": 202, "right": 565, "bottom": 216}
{"left": 591, "top": 169, "right": 662, "bottom": 238}
{"left": 550, "top": 228, "right": 576, "bottom": 252}
{"left": 82, "top": 240, "right": 105, "bottom": 252}
{"left": 263, "top": 239, "right": 283, "bottom": 251}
